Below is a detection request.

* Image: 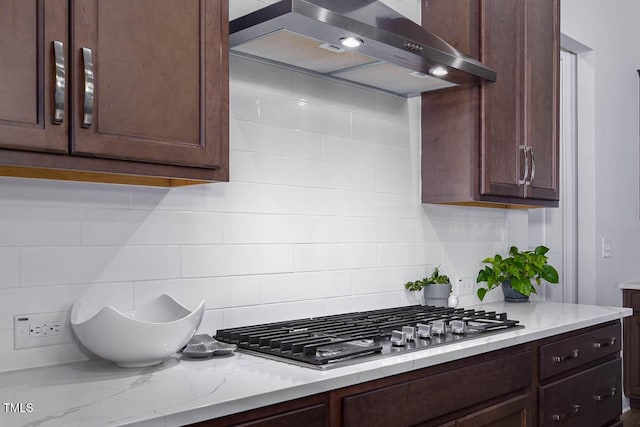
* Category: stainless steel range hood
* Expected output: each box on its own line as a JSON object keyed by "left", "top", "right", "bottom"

{"left": 229, "top": 0, "right": 496, "bottom": 97}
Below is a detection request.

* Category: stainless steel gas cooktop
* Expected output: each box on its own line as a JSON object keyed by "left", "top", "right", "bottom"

{"left": 214, "top": 305, "right": 523, "bottom": 370}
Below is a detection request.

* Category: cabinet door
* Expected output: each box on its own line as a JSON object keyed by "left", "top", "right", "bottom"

{"left": 71, "top": 0, "right": 228, "bottom": 170}
{"left": 0, "top": 0, "right": 68, "bottom": 153}
{"left": 624, "top": 290, "right": 640, "bottom": 405}
{"left": 480, "top": 0, "right": 525, "bottom": 199}
{"left": 525, "top": 0, "right": 560, "bottom": 200}
{"left": 456, "top": 394, "right": 531, "bottom": 427}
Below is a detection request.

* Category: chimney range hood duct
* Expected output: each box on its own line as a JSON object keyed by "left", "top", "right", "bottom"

{"left": 229, "top": 0, "right": 496, "bottom": 97}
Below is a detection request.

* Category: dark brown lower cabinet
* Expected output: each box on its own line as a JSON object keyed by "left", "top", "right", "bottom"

{"left": 456, "top": 394, "right": 531, "bottom": 427}
{"left": 624, "top": 289, "right": 640, "bottom": 408}
{"left": 189, "top": 322, "right": 622, "bottom": 427}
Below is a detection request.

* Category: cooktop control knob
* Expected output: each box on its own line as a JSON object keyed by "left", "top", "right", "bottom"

{"left": 451, "top": 320, "right": 466, "bottom": 334}
{"left": 390, "top": 330, "right": 407, "bottom": 346}
{"left": 402, "top": 326, "right": 416, "bottom": 341}
{"left": 416, "top": 323, "right": 432, "bottom": 339}
{"left": 432, "top": 320, "right": 446, "bottom": 336}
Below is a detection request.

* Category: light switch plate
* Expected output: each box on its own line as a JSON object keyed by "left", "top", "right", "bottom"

{"left": 14, "top": 312, "right": 73, "bottom": 350}
{"left": 602, "top": 238, "right": 612, "bottom": 258}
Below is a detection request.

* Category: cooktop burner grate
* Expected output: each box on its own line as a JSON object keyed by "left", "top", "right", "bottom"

{"left": 214, "top": 305, "right": 522, "bottom": 369}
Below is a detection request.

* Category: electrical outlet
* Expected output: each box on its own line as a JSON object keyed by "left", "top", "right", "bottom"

{"left": 14, "top": 312, "right": 73, "bottom": 350}
{"left": 457, "top": 277, "right": 475, "bottom": 296}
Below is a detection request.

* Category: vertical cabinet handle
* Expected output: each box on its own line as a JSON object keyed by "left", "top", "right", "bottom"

{"left": 552, "top": 404, "right": 580, "bottom": 422}
{"left": 82, "top": 47, "right": 94, "bottom": 129}
{"left": 593, "top": 338, "right": 617, "bottom": 348}
{"left": 52, "top": 41, "right": 65, "bottom": 125}
{"left": 529, "top": 147, "right": 536, "bottom": 185}
{"left": 518, "top": 145, "right": 529, "bottom": 185}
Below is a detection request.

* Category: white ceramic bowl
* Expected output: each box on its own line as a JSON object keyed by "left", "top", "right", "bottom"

{"left": 71, "top": 294, "right": 205, "bottom": 368}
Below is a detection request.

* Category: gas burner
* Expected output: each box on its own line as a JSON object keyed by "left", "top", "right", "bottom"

{"left": 214, "top": 305, "right": 522, "bottom": 370}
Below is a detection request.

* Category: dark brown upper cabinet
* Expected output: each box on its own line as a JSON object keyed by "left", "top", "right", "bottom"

{"left": 0, "top": 0, "right": 68, "bottom": 154}
{"left": 422, "top": 0, "right": 559, "bottom": 208}
{"left": 0, "top": 0, "right": 228, "bottom": 187}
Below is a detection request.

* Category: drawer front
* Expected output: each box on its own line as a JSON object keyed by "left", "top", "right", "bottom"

{"left": 540, "top": 323, "right": 620, "bottom": 379}
{"left": 342, "top": 351, "right": 531, "bottom": 427}
{"left": 540, "top": 358, "right": 621, "bottom": 427}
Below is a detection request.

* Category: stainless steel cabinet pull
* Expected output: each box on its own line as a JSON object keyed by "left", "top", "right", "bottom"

{"left": 529, "top": 147, "right": 536, "bottom": 185}
{"left": 551, "top": 349, "right": 580, "bottom": 363}
{"left": 82, "top": 47, "right": 94, "bottom": 128}
{"left": 593, "top": 338, "right": 617, "bottom": 348}
{"left": 552, "top": 404, "right": 580, "bottom": 422}
{"left": 518, "top": 145, "right": 529, "bottom": 185}
{"left": 593, "top": 387, "right": 616, "bottom": 401}
{"left": 53, "top": 41, "right": 65, "bottom": 124}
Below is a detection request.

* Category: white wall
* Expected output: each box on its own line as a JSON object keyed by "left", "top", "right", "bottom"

{"left": 0, "top": 0, "right": 516, "bottom": 373}
{"left": 561, "top": 0, "right": 640, "bottom": 307}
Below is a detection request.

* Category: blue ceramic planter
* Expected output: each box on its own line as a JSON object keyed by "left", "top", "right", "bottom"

{"left": 501, "top": 280, "right": 529, "bottom": 302}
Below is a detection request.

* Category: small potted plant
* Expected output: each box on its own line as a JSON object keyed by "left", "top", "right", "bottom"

{"left": 405, "top": 266, "right": 451, "bottom": 307}
{"left": 476, "top": 245, "right": 559, "bottom": 302}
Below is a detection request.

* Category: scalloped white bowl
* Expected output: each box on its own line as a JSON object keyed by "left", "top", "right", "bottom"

{"left": 71, "top": 294, "right": 205, "bottom": 368}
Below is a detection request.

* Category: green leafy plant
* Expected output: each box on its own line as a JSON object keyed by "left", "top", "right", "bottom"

{"left": 476, "top": 245, "right": 559, "bottom": 301}
{"left": 405, "top": 266, "right": 451, "bottom": 291}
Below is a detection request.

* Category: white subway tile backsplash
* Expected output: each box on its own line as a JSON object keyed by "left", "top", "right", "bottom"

{"left": 377, "top": 242, "right": 442, "bottom": 267}
{"left": 294, "top": 243, "right": 377, "bottom": 272}
{"left": 134, "top": 276, "right": 261, "bottom": 310}
{"left": 324, "top": 292, "right": 403, "bottom": 316}
{"left": 260, "top": 300, "right": 325, "bottom": 323}
{"left": 259, "top": 271, "right": 351, "bottom": 303}
{"left": 198, "top": 309, "right": 224, "bottom": 335}
{"left": 230, "top": 150, "right": 294, "bottom": 185}
{"left": 293, "top": 159, "right": 375, "bottom": 191}
{"left": 0, "top": 206, "right": 81, "bottom": 246}
{"left": 351, "top": 192, "right": 423, "bottom": 218}
{"left": 131, "top": 182, "right": 260, "bottom": 213}
{"left": 352, "top": 266, "right": 423, "bottom": 295}
{"left": 323, "top": 135, "right": 399, "bottom": 169}
{"left": 230, "top": 87, "right": 259, "bottom": 122}
{"left": 259, "top": 93, "right": 352, "bottom": 137}
{"left": 0, "top": 178, "right": 131, "bottom": 209}
{"left": 352, "top": 113, "right": 410, "bottom": 147}
{"left": 230, "top": 55, "right": 293, "bottom": 96}
{"left": 224, "top": 214, "right": 325, "bottom": 244}
{"left": 375, "top": 168, "right": 414, "bottom": 195}
{"left": 325, "top": 217, "right": 401, "bottom": 243}
{"left": 232, "top": 120, "right": 323, "bottom": 159}
{"left": 258, "top": 184, "right": 350, "bottom": 216}
{"left": 222, "top": 306, "right": 265, "bottom": 328}
{"left": 181, "top": 245, "right": 293, "bottom": 278}
{"left": 82, "top": 209, "right": 224, "bottom": 245}
{"left": 21, "top": 246, "right": 180, "bottom": 286}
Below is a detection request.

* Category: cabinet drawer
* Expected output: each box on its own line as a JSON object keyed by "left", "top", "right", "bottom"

{"left": 540, "top": 323, "right": 620, "bottom": 379}
{"left": 342, "top": 350, "right": 531, "bottom": 427}
{"left": 539, "top": 358, "right": 621, "bottom": 427}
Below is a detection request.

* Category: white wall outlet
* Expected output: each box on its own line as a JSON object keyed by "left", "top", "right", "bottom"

{"left": 457, "top": 277, "right": 475, "bottom": 296}
{"left": 602, "top": 238, "right": 612, "bottom": 258}
{"left": 14, "top": 312, "right": 73, "bottom": 350}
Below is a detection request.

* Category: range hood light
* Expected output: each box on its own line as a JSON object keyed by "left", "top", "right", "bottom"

{"left": 429, "top": 66, "right": 449, "bottom": 77}
{"left": 339, "top": 37, "right": 363, "bottom": 48}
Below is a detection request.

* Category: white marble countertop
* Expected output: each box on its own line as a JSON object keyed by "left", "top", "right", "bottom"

{"left": 0, "top": 302, "right": 631, "bottom": 427}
